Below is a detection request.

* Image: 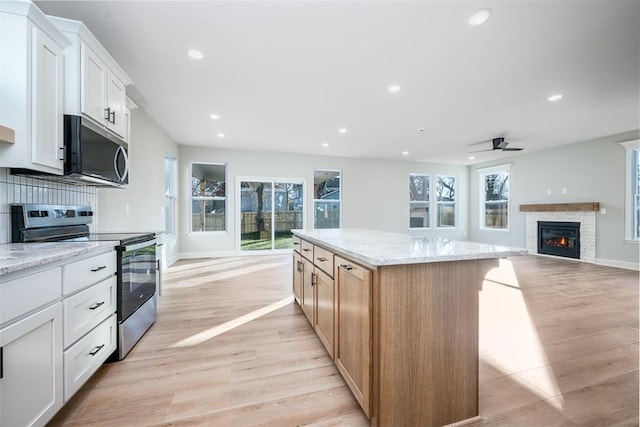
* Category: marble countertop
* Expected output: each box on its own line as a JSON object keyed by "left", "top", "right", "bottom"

{"left": 0, "top": 241, "right": 117, "bottom": 277}
{"left": 293, "top": 228, "right": 528, "bottom": 266}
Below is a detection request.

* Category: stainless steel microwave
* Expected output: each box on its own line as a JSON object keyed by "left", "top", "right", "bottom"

{"left": 64, "top": 114, "right": 129, "bottom": 187}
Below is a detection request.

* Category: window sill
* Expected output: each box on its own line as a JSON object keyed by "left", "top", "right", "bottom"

{"left": 624, "top": 239, "right": 640, "bottom": 245}
{"left": 479, "top": 227, "right": 510, "bottom": 233}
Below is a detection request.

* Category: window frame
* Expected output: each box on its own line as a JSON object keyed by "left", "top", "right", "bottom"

{"left": 164, "top": 155, "right": 177, "bottom": 236}
{"left": 620, "top": 140, "right": 640, "bottom": 242}
{"left": 313, "top": 169, "right": 342, "bottom": 229}
{"left": 409, "top": 173, "right": 431, "bottom": 229}
{"left": 478, "top": 163, "right": 511, "bottom": 232}
{"left": 190, "top": 162, "right": 228, "bottom": 234}
{"left": 436, "top": 175, "right": 457, "bottom": 229}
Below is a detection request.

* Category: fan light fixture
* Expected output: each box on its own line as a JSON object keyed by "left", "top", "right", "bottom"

{"left": 468, "top": 9, "right": 492, "bottom": 26}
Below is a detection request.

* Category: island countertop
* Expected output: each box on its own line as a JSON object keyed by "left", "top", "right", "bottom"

{"left": 292, "top": 228, "right": 527, "bottom": 266}
{"left": 0, "top": 241, "right": 117, "bottom": 277}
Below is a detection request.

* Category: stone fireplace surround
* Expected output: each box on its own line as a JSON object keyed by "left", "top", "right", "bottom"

{"left": 520, "top": 203, "right": 599, "bottom": 263}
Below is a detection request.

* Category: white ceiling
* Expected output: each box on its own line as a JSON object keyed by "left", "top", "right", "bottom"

{"left": 36, "top": 1, "right": 639, "bottom": 165}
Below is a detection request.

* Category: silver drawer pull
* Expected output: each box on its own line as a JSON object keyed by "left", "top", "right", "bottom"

{"left": 339, "top": 264, "right": 353, "bottom": 271}
{"left": 89, "top": 344, "right": 105, "bottom": 356}
{"left": 316, "top": 257, "right": 327, "bottom": 262}
{"left": 91, "top": 265, "right": 107, "bottom": 272}
{"left": 89, "top": 301, "right": 105, "bottom": 310}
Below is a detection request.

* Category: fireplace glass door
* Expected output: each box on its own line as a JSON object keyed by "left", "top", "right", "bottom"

{"left": 538, "top": 221, "right": 580, "bottom": 259}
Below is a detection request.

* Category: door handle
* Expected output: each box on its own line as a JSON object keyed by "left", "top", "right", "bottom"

{"left": 89, "top": 344, "right": 105, "bottom": 356}
{"left": 89, "top": 301, "right": 105, "bottom": 310}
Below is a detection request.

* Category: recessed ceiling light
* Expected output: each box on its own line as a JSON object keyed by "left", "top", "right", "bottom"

{"left": 468, "top": 9, "right": 492, "bottom": 26}
{"left": 547, "top": 94, "right": 563, "bottom": 102}
{"left": 210, "top": 114, "right": 220, "bottom": 120}
{"left": 217, "top": 133, "right": 225, "bottom": 138}
{"left": 322, "top": 142, "right": 329, "bottom": 147}
{"left": 338, "top": 128, "right": 347, "bottom": 134}
{"left": 469, "top": 155, "right": 476, "bottom": 160}
{"left": 388, "top": 84, "right": 401, "bottom": 93}
{"left": 402, "top": 151, "right": 409, "bottom": 156}
{"left": 187, "top": 49, "right": 204, "bottom": 60}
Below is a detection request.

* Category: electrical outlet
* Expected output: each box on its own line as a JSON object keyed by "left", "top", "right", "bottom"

{"left": 125, "top": 203, "right": 130, "bottom": 214}
{"left": 547, "top": 189, "right": 552, "bottom": 195}
{"left": 562, "top": 188, "right": 567, "bottom": 194}
{"left": 600, "top": 207, "right": 607, "bottom": 214}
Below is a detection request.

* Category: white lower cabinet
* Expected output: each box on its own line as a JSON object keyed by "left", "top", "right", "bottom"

{"left": 0, "top": 302, "right": 64, "bottom": 427}
{"left": 64, "top": 313, "right": 116, "bottom": 400}
{"left": 0, "top": 248, "right": 117, "bottom": 426}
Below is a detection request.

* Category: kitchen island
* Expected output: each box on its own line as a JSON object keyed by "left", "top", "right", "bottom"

{"left": 292, "top": 229, "right": 527, "bottom": 427}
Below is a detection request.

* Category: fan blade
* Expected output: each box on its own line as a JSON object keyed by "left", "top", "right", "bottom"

{"left": 502, "top": 147, "right": 523, "bottom": 151}
{"left": 469, "top": 148, "right": 496, "bottom": 153}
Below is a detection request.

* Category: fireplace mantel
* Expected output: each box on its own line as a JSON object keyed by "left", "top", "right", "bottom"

{"left": 519, "top": 202, "right": 600, "bottom": 212}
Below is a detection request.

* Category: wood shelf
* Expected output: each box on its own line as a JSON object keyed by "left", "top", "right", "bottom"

{"left": 519, "top": 202, "right": 600, "bottom": 212}
{"left": 0, "top": 125, "right": 15, "bottom": 144}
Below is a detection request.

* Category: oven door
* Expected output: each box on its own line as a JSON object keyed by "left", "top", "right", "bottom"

{"left": 119, "top": 240, "right": 156, "bottom": 321}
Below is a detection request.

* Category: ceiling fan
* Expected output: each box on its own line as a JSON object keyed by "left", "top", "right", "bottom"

{"left": 470, "top": 137, "right": 524, "bottom": 153}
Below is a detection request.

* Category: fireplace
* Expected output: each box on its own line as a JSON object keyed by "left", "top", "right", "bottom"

{"left": 538, "top": 221, "right": 580, "bottom": 259}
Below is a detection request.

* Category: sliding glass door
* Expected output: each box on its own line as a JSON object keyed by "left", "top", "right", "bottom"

{"left": 238, "top": 178, "right": 304, "bottom": 252}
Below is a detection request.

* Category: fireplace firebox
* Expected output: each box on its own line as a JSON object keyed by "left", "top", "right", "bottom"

{"left": 537, "top": 221, "right": 580, "bottom": 259}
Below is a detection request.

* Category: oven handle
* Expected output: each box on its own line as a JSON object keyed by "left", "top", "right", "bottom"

{"left": 122, "top": 239, "right": 156, "bottom": 252}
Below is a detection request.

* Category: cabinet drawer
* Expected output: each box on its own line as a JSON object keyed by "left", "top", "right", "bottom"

{"left": 63, "top": 313, "right": 116, "bottom": 401}
{"left": 292, "top": 235, "right": 301, "bottom": 252}
{"left": 313, "top": 245, "right": 335, "bottom": 277}
{"left": 63, "top": 276, "right": 116, "bottom": 348}
{"left": 1, "top": 267, "right": 62, "bottom": 326}
{"left": 300, "top": 239, "right": 314, "bottom": 260}
{"left": 62, "top": 251, "right": 116, "bottom": 295}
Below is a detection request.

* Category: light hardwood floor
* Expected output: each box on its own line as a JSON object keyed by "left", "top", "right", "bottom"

{"left": 49, "top": 255, "right": 639, "bottom": 426}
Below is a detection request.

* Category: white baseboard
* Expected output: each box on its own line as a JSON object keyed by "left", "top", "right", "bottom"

{"left": 595, "top": 258, "right": 640, "bottom": 271}
{"left": 178, "top": 250, "right": 237, "bottom": 259}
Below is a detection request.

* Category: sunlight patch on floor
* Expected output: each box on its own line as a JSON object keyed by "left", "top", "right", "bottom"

{"left": 480, "top": 259, "right": 564, "bottom": 409}
{"left": 167, "top": 261, "right": 290, "bottom": 289}
{"left": 170, "top": 296, "right": 294, "bottom": 348}
{"left": 166, "top": 256, "right": 275, "bottom": 275}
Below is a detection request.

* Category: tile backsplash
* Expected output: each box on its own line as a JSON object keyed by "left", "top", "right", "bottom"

{"left": 0, "top": 168, "right": 99, "bottom": 243}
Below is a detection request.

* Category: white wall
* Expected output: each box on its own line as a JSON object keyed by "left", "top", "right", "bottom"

{"left": 469, "top": 131, "right": 640, "bottom": 269}
{"left": 178, "top": 146, "right": 470, "bottom": 256}
{"left": 98, "top": 107, "right": 179, "bottom": 265}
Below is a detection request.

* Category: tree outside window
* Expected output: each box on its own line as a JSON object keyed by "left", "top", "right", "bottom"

{"left": 410, "top": 174, "right": 430, "bottom": 228}
{"left": 479, "top": 165, "right": 510, "bottom": 230}
{"left": 436, "top": 175, "right": 456, "bottom": 227}
{"left": 191, "top": 163, "right": 226, "bottom": 232}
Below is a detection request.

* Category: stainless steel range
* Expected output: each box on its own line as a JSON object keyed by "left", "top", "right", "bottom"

{"left": 11, "top": 204, "right": 157, "bottom": 360}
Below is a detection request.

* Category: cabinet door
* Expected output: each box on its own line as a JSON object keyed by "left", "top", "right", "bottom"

{"left": 300, "top": 256, "right": 314, "bottom": 325}
{"left": 314, "top": 268, "right": 334, "bottom": 359}
{"left": 335, "top": 256, "right": 371, "bottom": 416}
{"left": 0, "top": 303, "right": 63, "bottom": 427}
{"left": 80, "top": 43, "right": 107, "bottom": 125}
{"left": 292, "top": 252, "right": 303, "bottom": 305}
{"left": 106, "top": 71, "right": 126, "bottom": 137}
{"left": 31, "top": 27, "right": 64, "bottom": 172}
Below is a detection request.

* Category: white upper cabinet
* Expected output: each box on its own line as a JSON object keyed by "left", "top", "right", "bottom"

{"left": 0, "top": 1, "right": 69, "bottom": 174}
{"left": 49, "top": 16, "right": 133, "bottom": 141}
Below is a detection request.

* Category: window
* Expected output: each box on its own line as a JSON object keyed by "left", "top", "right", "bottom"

{"left": 478, "top": 164, "right": 510, "bottom": 230}
{"left": 314, "top": 170, "right": 341, "bottom": 229}
{"left": 164, "top": 156, "right": 177, "bottom": 235}
{"left": 621, "top": 140, "right": 640, "bottom": 241}
{"left": 191, "top": 163, "right": 226, "bottom": 232}
{"left": 436, "top": 175, "right": 456, "bottom": 227}
{"left": 409, "top": 174, "right": 430, "bottom": 228}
